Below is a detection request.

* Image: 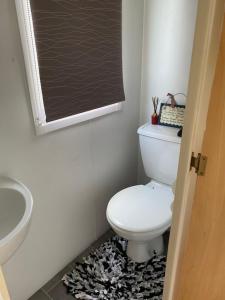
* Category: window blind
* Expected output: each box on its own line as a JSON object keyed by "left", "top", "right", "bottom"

{"left": 29, "top": 0, "right": 125, "bottom": 122}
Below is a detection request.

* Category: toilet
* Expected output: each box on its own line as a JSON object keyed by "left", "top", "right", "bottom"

{"left": 106, "top": 123, "right": 181, "bottom": 262}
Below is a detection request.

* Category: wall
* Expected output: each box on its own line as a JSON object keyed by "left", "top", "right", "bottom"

{"left": 138, "top": 0, "right": 198, "bottom": 182}
{"left": 0, "top": 0, "right": 144, "bottom": 299}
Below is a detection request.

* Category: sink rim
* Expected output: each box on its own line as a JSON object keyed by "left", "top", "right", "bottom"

{"left": 0, "top": 176, "right": 33, "bottom": 248}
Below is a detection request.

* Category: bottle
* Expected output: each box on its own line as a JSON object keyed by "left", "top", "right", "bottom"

{"left": 151, "top": 113, "right": 158, "bottom": 125}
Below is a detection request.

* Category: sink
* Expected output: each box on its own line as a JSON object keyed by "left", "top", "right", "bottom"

{"left": 0, "top": 176, "right": 33, "bottom": 265}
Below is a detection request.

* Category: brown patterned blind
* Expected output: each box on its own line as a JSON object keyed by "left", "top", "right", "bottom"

{"left": 29, "top": 0, "right": 125, "bottom": 122}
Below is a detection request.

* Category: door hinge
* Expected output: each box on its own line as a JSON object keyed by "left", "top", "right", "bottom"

{"left": 190, "top": 152, "right": 208, "bottom": 176}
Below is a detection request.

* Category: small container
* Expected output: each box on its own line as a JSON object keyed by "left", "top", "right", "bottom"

{"left": 151, "top": 113, "right": 158, "bottom": 125}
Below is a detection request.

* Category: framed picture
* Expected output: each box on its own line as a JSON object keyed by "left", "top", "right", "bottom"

{"left": 158, "top": 103, "right": 185, "bottom": 128}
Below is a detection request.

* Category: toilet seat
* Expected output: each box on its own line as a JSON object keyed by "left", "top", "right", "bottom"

{"left": 107, "top": 182, "right": 173, "bottom": 233}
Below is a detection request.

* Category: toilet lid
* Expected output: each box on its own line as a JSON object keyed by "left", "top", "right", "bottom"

{"left": 107, "top": 184, "right": 173, "bottom": 233}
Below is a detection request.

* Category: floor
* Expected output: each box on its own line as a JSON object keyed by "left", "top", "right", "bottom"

{"left": 29, "top": 230, "right": 170, "bottom": 300}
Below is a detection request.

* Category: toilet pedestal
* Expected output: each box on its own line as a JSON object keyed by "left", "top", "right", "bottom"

{"left": 127, "top": 235, "right": 164, "bottom": 263}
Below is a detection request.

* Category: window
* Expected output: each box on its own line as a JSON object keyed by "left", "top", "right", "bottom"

{"left": 15, "top": 0, "right": 125, "bottom": 135}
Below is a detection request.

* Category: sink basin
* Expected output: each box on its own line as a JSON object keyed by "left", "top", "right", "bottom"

{"left": 0, "top": 177, "right": 33, "bottom": 265}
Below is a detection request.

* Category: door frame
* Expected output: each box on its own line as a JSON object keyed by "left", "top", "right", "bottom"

{"left": 163, "top": 0, "right": 225, "bottom": 299}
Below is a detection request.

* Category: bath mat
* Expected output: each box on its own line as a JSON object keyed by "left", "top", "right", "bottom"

{"left": 62, "top": 236, "right": 166, "bottom": 300}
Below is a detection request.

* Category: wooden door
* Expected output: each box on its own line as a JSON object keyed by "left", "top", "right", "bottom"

{"left": 0, "top": 267, "right": 10, "bottom": 300}
{"left": 173, "top": 15, "right": 225, "bottom": 299}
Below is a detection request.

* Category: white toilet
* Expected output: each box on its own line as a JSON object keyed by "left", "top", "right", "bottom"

{"left": 106, "top": 123, "right": 181, "bottom": 262}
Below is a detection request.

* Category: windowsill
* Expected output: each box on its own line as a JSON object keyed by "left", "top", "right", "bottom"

{"left": 35, "top": 102, "right": 123, "bottom": 135}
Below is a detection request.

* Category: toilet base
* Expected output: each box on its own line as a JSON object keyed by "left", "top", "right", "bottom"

{"left": 127, "top": 235, "right": 164, "bottom": 263}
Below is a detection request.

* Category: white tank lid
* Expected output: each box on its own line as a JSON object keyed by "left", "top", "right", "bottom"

{"left": 137, "top": 123, "right": 181, "bottom": 144}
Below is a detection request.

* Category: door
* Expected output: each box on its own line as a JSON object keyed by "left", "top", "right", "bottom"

{"left": 0, "top": 267, "right": 10, "bottom": 300}
{"left": 163, "top": 0, "right": 225, "bottom": 299}
{"left": 173, "top": 14, "right": 225, "bottom": 299}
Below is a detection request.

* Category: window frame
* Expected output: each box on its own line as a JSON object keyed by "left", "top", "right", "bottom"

{"left": 15, "top": 0, "right": 122, "bottom": 135}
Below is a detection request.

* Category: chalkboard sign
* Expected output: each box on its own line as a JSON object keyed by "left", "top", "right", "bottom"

{"left": 158, "top": 103, "right": 185, "bottom": 128}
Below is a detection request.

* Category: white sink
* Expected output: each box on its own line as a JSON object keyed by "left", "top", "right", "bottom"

{"left": 0, "top": 177, "right": 33, "bottom": 265}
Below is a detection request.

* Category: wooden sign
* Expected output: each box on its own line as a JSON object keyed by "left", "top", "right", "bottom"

{"left": 158, "top": 103, "right": 185, "bottom": 128}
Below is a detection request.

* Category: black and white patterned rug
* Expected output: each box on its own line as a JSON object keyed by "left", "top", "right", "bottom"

{"left": 62, "top": 236, "right": 166, "bottom": 299}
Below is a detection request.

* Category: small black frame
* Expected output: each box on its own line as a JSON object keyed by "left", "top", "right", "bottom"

{"left": 158, "top": 103, "right": 185, "bottom": 128}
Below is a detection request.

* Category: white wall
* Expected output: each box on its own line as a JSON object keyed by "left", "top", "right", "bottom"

{"left": 0, "top": 1, "right": 144, "bottom": 299}
{"left": 138, "top": 0, "right": 198, "bottom": 182}
{"left": 140, "top": 0, "right": 198, "bottom": 123}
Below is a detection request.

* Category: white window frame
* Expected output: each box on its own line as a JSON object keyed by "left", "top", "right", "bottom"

{"left": 15, "top": 0, "right": 122, "bottom": 135}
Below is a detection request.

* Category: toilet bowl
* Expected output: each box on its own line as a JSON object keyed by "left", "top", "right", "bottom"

{"left": 106, "top": 123, "right": 181, "bottom": 262}
{"left": 107, "top": 181, "right": 174, "bottom": 262}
